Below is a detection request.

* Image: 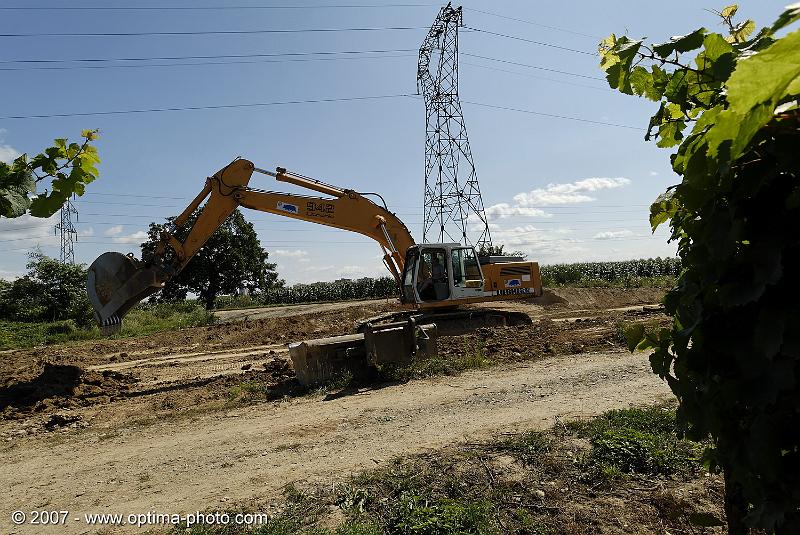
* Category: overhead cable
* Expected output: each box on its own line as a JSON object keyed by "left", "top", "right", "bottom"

{"left": 462, "top": 7, "right": 602, "bottom": 39}
{"left": 464, "top": 27, "right": 597, "bottom": 56}
{"left": 0, "top": 26, "right": 426, "bottom": 38}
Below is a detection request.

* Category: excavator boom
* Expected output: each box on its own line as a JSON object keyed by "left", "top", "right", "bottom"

{"left": 87, "top": 158, "right": 415, "bottom": 334}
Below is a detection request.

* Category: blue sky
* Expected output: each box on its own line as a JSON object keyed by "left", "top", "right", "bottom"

{"left": 0, "top": 1, "right": 784, "bottom": 283}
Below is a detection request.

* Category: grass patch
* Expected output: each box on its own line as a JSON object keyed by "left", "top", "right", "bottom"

{"left": 160, "top": 404, "right": 720, "bottom": 535}
{"left": 228, "top": 380, "right": 271, "bottom": 402}
{"left": 568, "top": 405, "right": 702, "bottom": 476}
{"left": 380, "top": 338, "right": 490, "bottom": 382}
{"left": 0, "top": 301, "right": 215, "bottom": 350}
{"left": 390, "top": 495, "right": 496, "bottom": 534}
{"left": 494, "top": 430, "right": 552, "bottom": 465}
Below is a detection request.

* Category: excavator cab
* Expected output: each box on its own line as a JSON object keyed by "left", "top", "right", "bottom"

{"left": 400, "top": 244, "right": 485, "bottom": 306}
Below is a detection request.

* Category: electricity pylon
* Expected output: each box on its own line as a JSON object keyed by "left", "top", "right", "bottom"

{"left": 417, "top": 2, "right": 492, "bottom": 249}
{"left": 55, "top": 198, "right": 78, "bottom": 264}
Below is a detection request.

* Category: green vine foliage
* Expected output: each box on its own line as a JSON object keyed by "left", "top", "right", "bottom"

{"left": 0, "top": 129, "right": 100, "bottom": 218}
{"left": 600, "top": 4, "right": 800, "bottom": 533}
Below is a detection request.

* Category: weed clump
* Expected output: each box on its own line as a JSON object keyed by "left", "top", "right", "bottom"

{"left": 569, "top": 406, "right": 701, "bottom": 476}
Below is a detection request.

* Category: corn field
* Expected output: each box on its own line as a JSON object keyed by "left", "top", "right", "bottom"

{"left": 215, "top": 277, "right": 398, "bottom": 309}
{"left": 539, "top": 257, "right": 681, "bottom": 286}
{"left": 214, "top": 258, "right": 680, "bottom": 309}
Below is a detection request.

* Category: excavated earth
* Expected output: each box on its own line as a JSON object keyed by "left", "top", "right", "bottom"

{"left": 0, "top": 287, "right": 671, "bottom": 534}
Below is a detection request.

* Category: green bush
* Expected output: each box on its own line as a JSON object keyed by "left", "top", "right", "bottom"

{"left": 44, "top": 320, "right": 77, "bottom": 336}
{"left": 570, "top": 407, "right": 699, "bottom": 476}
{"left": 390, "top": 495, "right": 496, "bottom": 535}
{"left": 0, "top": 252, "right": 93, "bottom": 325}
{"left": 591, "top": 428, "right": 693, "bottom": 475}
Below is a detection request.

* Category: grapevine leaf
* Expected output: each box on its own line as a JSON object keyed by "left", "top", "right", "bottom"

{"left": 629, "top": 66, "right": 653, "bottom": 98}
{"left": 650, "top": 191, "right": 678, "bottom": 231}
{"left": 600, "top": 37, "right": 643, "bottom": 94}
{"left": 29, "top": 192, "right": 67, "bottom": 217}
{"left": 656, "top": 120, "right": 685, "bottom": 148}
{"left": 729, "top": 19, "right": 756, "bottom": 43}
{"left": 702, "top": 32, "right": 733, "bottom": 61}
{"left": 623, "top": 323, "right": 645, "bottom": 352}
{"left": 769, "top": 2, "right": 800, "bottom": 34}
{"left": 706, "top": 28, "right": 800, "bottom": 162}
{"left": 653, "top": 28, "right": 707, "bottom": 57}
{"left": 786, "top": 75, "right": 800, "bottom": 97}
{"left": 720, "top": 5, "right": 738, "bottom": 19}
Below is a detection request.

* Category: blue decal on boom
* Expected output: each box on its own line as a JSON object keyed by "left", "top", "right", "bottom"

{"left": 277, "top": 202, "right": 299, "bottom": 214}
{"left": 505, "top": 279, "right": 522, "bottom": 288}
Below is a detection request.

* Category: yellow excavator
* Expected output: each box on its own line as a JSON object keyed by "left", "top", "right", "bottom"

{"left": 87, "top": 158, "right": 543, "bottom": 339}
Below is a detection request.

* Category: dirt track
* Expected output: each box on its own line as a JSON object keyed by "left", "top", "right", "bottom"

{"left": 2, "top": 349, "right": 669, "bottom": 534}
{"left": 0, "top": 287, "right": 671, "bottom": 533}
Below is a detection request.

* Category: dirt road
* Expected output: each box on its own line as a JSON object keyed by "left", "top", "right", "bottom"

{"left": 2, "top": 349, "right": 670, "bottom": 534}
{"left": 213, "top": 299, "right": 388, "bottom": 323}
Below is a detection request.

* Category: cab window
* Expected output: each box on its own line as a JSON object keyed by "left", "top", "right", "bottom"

{"left": 451, "top": 248, "right": 482, "bottom": 287}
{"left": 416, "top": 249, "right": 449, "bottom": 301}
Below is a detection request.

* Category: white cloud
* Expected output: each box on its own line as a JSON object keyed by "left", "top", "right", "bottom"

{"left": 104, "top": 225, "right": 124, "bottom": 237}
{"left": 593, "top": 230, "right": 634, "bottom": 240}
{"left": 112, "top": 230, "right": 148, "bottom": 244}
{"left": 294, "top": 263, "right": 384, "bottom": 282}
{"left": 480, "top": 176, "right": 632, "bottom": 223}
{"left": 649, "top": 171, "right": 659, "bottom": 176}
{"left": 273, "top": 249, "right": 309, "bottom": 258}
{"left": 0, "top": 129, "right": 21, "bottom": 164}
{"left": 514, "top": 177, "right": 631, "bottom": 206}
{"left": 484, "top": 203, "right": 551, "bottom": 220}
{"left": 273, "top": 248, "right": 310, "bottom": 263}
{"left": 0, "top": 269, "right": 23, "bottom": 280}
{"left": 0, "top": 144, "right": 20, "bottom": 164}
{"left": 78, "top": 227, "right": 94, "bottom": 237}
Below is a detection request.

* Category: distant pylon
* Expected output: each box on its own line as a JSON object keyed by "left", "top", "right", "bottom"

{"left": 55, "top": 198, "right": 78, "bottom": 264}
{"left": 417, "top": 2, "right": 492, "bottom": 249}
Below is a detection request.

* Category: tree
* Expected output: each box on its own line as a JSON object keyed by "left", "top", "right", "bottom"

{"left": 476, "top": 244, "right": 526, "bottom": 258}
{"left": 0, "top": 130, "right": 100, "bottom": 218}
{"left": 0, "top": 252, "right": 93, "bottom": 326}
{"left": 600, "top": 4, "right": 800, "bottom": 533}
{"left": 141, "top": 209, "right": 282, "bottom": 309}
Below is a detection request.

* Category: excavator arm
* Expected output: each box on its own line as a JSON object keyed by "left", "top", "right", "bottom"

{"left": 87, "top": 158, "right": 415, "bottom": 334}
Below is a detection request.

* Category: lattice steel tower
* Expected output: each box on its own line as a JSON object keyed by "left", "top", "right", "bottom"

{"left": 417, "top": 2, "right": 491, "bottom": 249}
{"left": 55, "top": 199, "right": 78, "bottom": 264}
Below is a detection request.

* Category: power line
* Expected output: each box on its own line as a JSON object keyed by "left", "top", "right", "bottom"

{"left": 463, "top": 62, "right": 610, "bottom": 92}
{"left": 461, "top": 52, "right": 603, "bottom": 80}
{"left": 464, "top": 27, "right": 597, "bottom": 56}
{"left": 0, "top": 93, "right": 413, "bottom": 120}
{"left": 462, "top": 7, "right": 602, "bottom": 40}
{"left": 0, "top": 50, "right": 600, "bottom": 91}
{"left": 0, "top": 26, "right": 426, "bottom": 38}
{"left": 0, "top": 3, "right": 437, "bottom": 11}
{"left": 1, "top": 94, "right": 639, "bottom": 129}
{"left": 0, "top": 53, "right": 415, "bottom": 72}
{"left": 0, "top": 48, "right": 416, "bottom": 65}
{"left": 82, "top": 192, "right": 187, "bottom": 200}
{"left": 462, "top": 100, "right": 643, "bottom": 130}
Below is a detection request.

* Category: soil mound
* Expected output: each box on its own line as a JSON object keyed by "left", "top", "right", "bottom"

{"left": 1, "top": 361, "right": 138, "bottom": 419}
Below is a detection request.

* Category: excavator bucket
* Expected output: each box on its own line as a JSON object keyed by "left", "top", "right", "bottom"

{"left": 87, "top": 252, "right": 165, "bottom": 336}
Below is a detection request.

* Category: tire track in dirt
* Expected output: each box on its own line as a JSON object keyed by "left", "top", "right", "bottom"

{"left": 2, "top": 350, "right": 670, "bottom": 534}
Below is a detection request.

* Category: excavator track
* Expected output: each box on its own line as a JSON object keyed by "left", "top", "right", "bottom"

{"left": 356, "top": 308, "right": 532, "bottom": 337}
